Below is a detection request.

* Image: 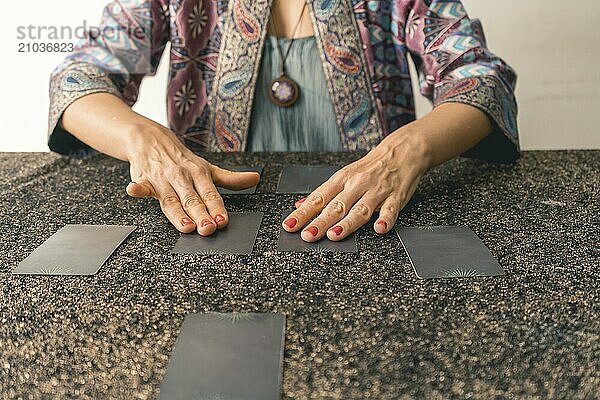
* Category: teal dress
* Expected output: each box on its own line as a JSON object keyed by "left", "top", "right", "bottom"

{"left": 247, "top": 35, "right": 343, "bottom": 152}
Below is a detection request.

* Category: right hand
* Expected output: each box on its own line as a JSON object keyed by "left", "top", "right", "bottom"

{"left": 124, "top": 122, "right": 260, "bottom": 235}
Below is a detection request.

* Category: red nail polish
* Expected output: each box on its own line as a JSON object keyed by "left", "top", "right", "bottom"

{"left": 377, "top": 220, "right": 388, "bottom": 230}
{"left": 296, "top": 197, "right": 307, "bottom": 204}
{"left": 201, "top": 219, "right": 213, "bottom": 227}
{"left": 182, "top": 218, "right": 193, "bottom": 226}
{"left": 330, "top": 225, "right": 343, "bottom": 236}
{"left": 214, "top": 214, "right": 225, "bottom": 223}
{"left": 305, "top": 226, "right": 319, "bottom": 237}
{"left": 284, "top": 218, "right": 297, "bottom": 229}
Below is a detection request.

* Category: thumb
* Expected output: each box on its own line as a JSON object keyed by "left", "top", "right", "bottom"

{"left": 126, "top": 180, "right": 156, "bottom": 198}
{"left": 211, "top": 165, "right": 261, "bottom": 190}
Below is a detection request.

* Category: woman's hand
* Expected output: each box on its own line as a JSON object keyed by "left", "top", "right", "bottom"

{"left": 282, "top": 129, "right": 431, "bottom": 241}
{"left": 60, "top": 92, "right": 260, "bottom": 236}
{"left": 125, "top": 122, "right": 260, "bottom": 235}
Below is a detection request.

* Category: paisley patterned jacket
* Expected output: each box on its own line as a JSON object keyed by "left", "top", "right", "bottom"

{"left": 48, "top": 0, "right": 519, "bottom": 161}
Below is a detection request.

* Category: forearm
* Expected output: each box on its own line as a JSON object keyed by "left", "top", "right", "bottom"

{"left": 389, "top": 102, "right": 493, "bottom": 169}
{"left": 60, "top": 92, "right": 171, "bottom": 161}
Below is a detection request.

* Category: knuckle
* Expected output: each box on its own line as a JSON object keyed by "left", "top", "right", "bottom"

{"left": 182, "top": 194, "right": 203, "bottom": 209}
{"left": 185, "top": 162, "right": 201, "bottom": 175}
{"left": 308, "top": 192, "right": 326, "bottom": 208}
{"left": 330, "top": 169, "right": 347, "bottom": 183}
{"left": 355, "top": 171, "right": 371, "bottom": 182}
{"left": 325, "top": 199, "right": 346, "bottom": 216}
{"left": 344, "top": 217, "right": 355, "bottom": 231}
{"left": 170, "top": 165, "right": 187, "bottom": 178}
{"left": 351, "top": 203, "right": 372, "bottom": 220}
{"left": 338, "top": 164, "right": 353, "bottom": 175}
{"left": 293, "top": 207, "right": 314, "bottom": 221}
{"left": 201, "top": 189, "right": 221, "bottom": 203}
{"left": 170, "top": 168, "right": 191, "bottom": 187}
{"left": 161, "top": 194, "right": 180, "bottom": 207}
{"left": 373, "top": 185, "right": 391, "bottom": 198}
{"left": 293, "top": 207, "right": 308, "bottom": 219}
{"left": 193, "top": 164, "right": 210, "bottom": 176}
{"left": 346, "top": 172, "right": 368, "bottom": 187}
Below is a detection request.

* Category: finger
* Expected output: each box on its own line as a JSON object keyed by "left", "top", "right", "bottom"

{"left": 211, "top": 165, "right": 261, "bottom": 191}
{"left": 169, "top": 175, "right": 217, "bottom": 236}
{"left": 300, "top": 185, "right": 365, "bottom": 242}
{"left": 154, "top": 182, "right": 197, "bottom": 234}
{"left": 294, "top": 197, "right": 307, "bottom": 208}
{"left": 282, "top": 175, "right": 344, "bottom": 233}
{"left": 126, "top": 180, "right": 156, "bottom": 198}
{"left": 373, "top": 195, "right": 404, "bottom": 234}
{"left": 326, "top": 193, "right": 382, "bottom": 241}
{"left": 374, "top": 178, "right": 420, "bottom": 234}
{"left": 193, "top": 174, "right": 229, "bottom": 229}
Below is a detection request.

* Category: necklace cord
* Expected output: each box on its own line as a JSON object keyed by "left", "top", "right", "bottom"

{"left": 269, "top": 1, "right": 308, "bottom": 75}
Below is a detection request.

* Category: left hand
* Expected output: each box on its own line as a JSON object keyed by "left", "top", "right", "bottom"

{"left": 282, "top": 129, "right": 431, "bottom": 242}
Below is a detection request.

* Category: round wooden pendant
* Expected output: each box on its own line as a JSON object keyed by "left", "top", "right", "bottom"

{"left": 269, "top": 75, "right": 300, "bottom": 107}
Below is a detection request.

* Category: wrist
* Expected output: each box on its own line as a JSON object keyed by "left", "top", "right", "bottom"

{"left": 123, "top": 120, "right": 182, "bottom": 163}
{"left": 382, "top": 126, "right": 434, "bottom": 171}
{"left": 123, "top": 121, "right": 153, "bottom": 162}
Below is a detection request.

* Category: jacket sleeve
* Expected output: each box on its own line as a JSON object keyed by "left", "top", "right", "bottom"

{"left": 47, "top": 0, "right": 170, "bottom": 155}
{"left": 399, "top": 0, "right": 519, "bottom": 162}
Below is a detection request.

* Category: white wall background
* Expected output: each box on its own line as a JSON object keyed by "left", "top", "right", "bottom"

{"left": 1, "top": 0, "right": 598, "bottom": 152}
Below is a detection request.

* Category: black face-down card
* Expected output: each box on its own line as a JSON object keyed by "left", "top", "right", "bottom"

{"left": 395, "top": 225, "right": 504, "bottom": 279}
{"left": 217, "top": 165, "right": 264, "bottom": 194}
{"left": 277, "top": 210, "right": 357, "bottom": 253}
{"left": 172, "top": 212, "right": 263, "bottom": 255}
{"left": 276, "top": 165, "right": 340, "bottom": 194}
{"left": 13, "top": 224, "right": 136, "bottom": 276}
{"left": 157, "top": 312, "right": 286, "bottom": 400}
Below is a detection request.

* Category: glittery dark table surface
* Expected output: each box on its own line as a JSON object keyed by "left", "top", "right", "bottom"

{"left": 0, "top": 151, "right": 598, "bottom": 399}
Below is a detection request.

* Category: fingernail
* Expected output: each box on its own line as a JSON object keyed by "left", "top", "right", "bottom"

{"left": 182, "top": 218, "right": 193, "bottom": 226}
{"left": 304, "top": 225, "right": 319, "bottom": 237}
{"left": 284, "top": 218, "right": 297, "bottom": 229}
{"left": 329, "top": 225, "right": 343, "bottom": 236}
{"left": 214, "top": 214, "right": 225, "bottom": 224}
{"left": 296, "top": 197, "right": 307, "bottom": 204}
{"left": 201, "top": 219, "right": 213, "bottom": 227}
{"left": 377, "top": 220, "right": 388, "bottom": 230}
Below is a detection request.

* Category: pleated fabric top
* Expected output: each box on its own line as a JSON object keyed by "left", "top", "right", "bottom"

{"left": 247, "top": 35, "right": 343, "bottom": 152}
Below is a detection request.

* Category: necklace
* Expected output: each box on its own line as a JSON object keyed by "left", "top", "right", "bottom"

{"left": 268, "top": 1, "right": 308, "bottom": 108}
